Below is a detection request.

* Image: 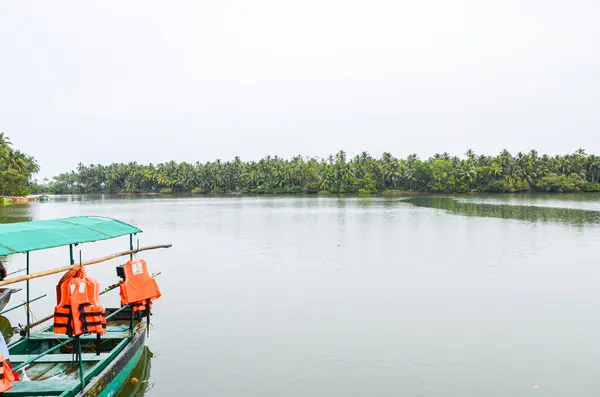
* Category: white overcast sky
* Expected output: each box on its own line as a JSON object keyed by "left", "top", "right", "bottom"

{"left": 1, "top": 1, "right": 599, "bottom": 178}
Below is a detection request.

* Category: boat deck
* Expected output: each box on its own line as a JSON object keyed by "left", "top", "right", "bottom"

{"left": 5, "top": 309, "right": 146, "bottom": 397}
{"left": 8, "top": 380, "right": 79, "bottom": 396}
{"left": 28, "top": 327, "right": 130, "bottom": 340}
{"left": 11, "top": 353, "right": 111, "bottom": 363}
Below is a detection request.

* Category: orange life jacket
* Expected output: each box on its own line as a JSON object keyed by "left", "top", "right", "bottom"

{"left": 54, "top": 268, "right": 83, "bottom": 335}
{"left": 56, "top": 268, "right": 80, "bottom": 305}
{"left": 119, "top": 259, "right": 161, "bottom": 314}
{"left": 0, "top": 354, "right": 15, "bottom": 393}
{"left": 54, "top": 268, "right": 106, "bottom": 336}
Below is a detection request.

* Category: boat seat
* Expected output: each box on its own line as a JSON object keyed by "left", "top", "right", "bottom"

{"left": 10, "top": 353, "right": 110, "bottom": 363}
{"left": 29, "top": 331, "right": 130, "bottom": 340}
{"left": 4, "top": 380, "right": 79, "bottom": 396}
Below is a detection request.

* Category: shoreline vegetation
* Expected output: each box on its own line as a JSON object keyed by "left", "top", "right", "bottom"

{"left": 0, "top": 133, "right": 39, "bottom": 197}
{"left": 41, "top": 149, "right": 600, "bottom": 196}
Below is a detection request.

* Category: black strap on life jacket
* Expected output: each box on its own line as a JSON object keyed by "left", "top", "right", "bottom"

{"left": 54, "top": 305, "right": 74, "bottom": 336}
{"left": 53, "top": 323, "right": 74, "bottom": 336}
{"left": 79, "top": 305, "right": 89, "bottom": 334}
{"left": 78, "top": 303, "right": 106, "bottom": 334}
{"left": 53, "top": 312, "right": 70, "bottom": 317}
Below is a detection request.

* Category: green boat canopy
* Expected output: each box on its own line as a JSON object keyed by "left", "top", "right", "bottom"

{"left": 0, "top": 216, "right": 142, "bottom": 256}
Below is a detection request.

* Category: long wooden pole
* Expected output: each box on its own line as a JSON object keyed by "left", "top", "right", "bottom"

{"left": 0, "top": 244, "right": 172, "bottom": 287}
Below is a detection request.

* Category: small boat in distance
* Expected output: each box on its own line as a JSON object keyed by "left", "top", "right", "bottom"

{"left": 0, "top": 216, "right": 171, "bottom": 396}
{"left": 0, "top": 288, "right": 21, "bottom": 312}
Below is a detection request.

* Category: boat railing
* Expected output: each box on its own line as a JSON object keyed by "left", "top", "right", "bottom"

{"left": 12, "top": 337, "right": 75, "bottom": 372}
{"left": 106, "top": 304, "right": 131, "bottom": 322}
{"left": 0, "top": 294, "right": 46, "bottom": 316}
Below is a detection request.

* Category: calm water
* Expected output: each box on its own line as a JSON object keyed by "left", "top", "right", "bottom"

{"left": 2, "top": 194, "right": 600, "bottom": 396}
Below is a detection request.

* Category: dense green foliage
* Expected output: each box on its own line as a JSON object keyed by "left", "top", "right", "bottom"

{"left": 47, "top": 149, "right": 600, "bottom": 195}
{"left": 0, "top": 133, "right": 40, "bottom": 196}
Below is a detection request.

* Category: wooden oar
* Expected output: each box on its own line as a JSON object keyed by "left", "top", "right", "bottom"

{"left": 0, "top": 244, "right": 171, "bottom": 288}
{"left": 19, "top": 272, "right": 162, "bottom": 336}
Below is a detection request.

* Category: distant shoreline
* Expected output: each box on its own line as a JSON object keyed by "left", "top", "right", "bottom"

{"left": 38, "top": 150, "right": 600, "bottom": 196}
{"left": 25, "top": 190, "right": 600, "bottom": 197}
{"left": 4, "top": 190, "right": 600, "bottom": 206}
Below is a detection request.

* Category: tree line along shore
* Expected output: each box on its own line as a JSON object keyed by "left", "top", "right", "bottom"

{"left": 38, "top": 149, "right": 600, "bottom": 195}
{"left": 0, "top": 133, "right": 39, "bottom": 197}
{"left": 2, "top": 139, "right": 600, "bottom": 198}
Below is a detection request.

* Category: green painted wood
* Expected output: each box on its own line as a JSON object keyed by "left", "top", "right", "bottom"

{"left": 10, "top": 353, "right": 109, "bottom": 363}
{"left": 105, "top": 326, "right": 130, "bottom": 332}
{"left": 6, "top": 318, "right": 144, "bottom": 396}
{"left": 44, "top": 326, "right": 130, "bottom": 334}
{"left": 8, "top": 337, "right": 28, "bottom": 350}
{"left": 5, "top": 380, "right": 79, "bottom": 396}
{"left": 55, "top": 338, "right": 132, "bottom": 396}
{"left": 13, "top": 338, "right": 75, "bottom": 372}
{"left": 79, "top": 338, "right": 132, "bottom": 394}
{"left": 7, "top": 338, "right": 132, "bottom": 397}
{"left": 96, "top": 342, "right": 144, "bottom": 397}
{"left": 30, "top": 332, "right": 129, "bottom": 340}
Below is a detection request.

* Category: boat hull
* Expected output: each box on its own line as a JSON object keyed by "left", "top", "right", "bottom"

{"left": 78, "top": 330, "right": 146, "bottom": 397}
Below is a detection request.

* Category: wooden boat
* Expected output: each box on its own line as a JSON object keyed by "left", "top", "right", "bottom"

{"left": 0, "top": 216, "right": 171, "bottom": 396}
{"left": 38, "top": 194, "right": 49, "bottom": 202}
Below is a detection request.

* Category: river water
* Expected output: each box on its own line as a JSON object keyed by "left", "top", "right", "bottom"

{"left": 2, "top": 194, "right": 600, "bottom": 397}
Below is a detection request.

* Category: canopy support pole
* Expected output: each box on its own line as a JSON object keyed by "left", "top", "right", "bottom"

{"left": 129, "top": 234, "right": 135, "bottom": 336}
{"left": 129, "top": 234, "right": 134, "bottom": 260}
{"left": 77, "top": 336, "right": 85, "bottom": 390}
{"left": 25, "top": 251, "right": 30, "bottom": 337}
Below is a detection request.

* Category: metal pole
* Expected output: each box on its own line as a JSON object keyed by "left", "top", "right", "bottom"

{"left": 130, "top": 306, "right": 135, "bottom": 337}
{"left": 26, "top": 251, "right": 30, "bottom": 337}
{"left": 129, "top": 235, "right": 135, "bottom": 336}
{"left": 73, "top": 245, "right": 85, "bottom": 387}
{"left": 7, "top": 268, "right": 26, "bottom": 276}
{"left": 129, "top": 234, "right": 133, "bottom": 260}
{"left": 77, "top": 336, "right": 85, "bottom": 390}
{"left": 106, "top": 304, "right": 129, "bottom": 321}
{"left": 0, "top": 294, "right": 47, "bottom": 316}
